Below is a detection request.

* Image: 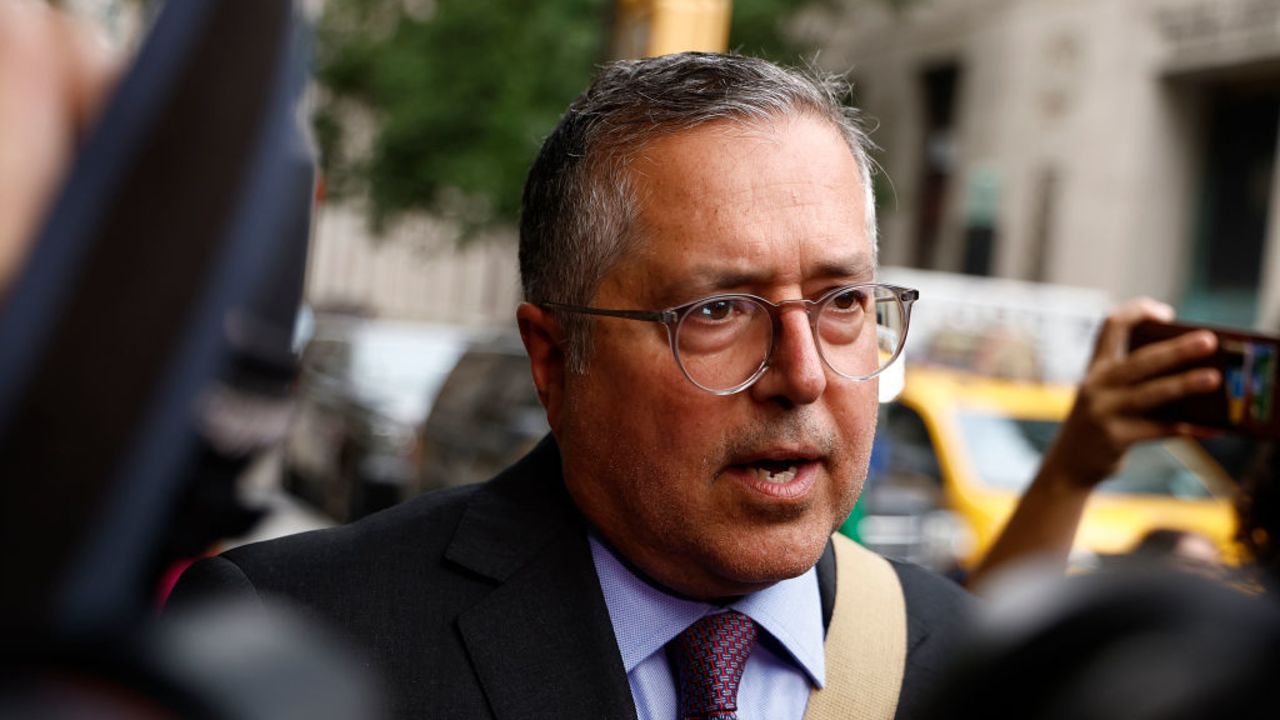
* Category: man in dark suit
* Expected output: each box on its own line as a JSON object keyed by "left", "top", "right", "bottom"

{"left": 173, "top": 52, "right": 971, "bottom": 719}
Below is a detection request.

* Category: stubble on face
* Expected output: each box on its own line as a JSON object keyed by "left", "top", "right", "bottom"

{"left": 560, "top": 377, "right": 873, "bottom": 598}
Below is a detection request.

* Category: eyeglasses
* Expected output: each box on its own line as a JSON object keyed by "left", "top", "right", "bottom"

{"left": 542, "top": 283, "right": 919, "bottom": 395}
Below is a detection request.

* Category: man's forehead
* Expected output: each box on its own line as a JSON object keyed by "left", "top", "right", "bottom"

{"left": 652, "top": 252, "right": 876, "bottom": 302}
{"left": 596, "top": 112, "right": 872, "bottom": 304}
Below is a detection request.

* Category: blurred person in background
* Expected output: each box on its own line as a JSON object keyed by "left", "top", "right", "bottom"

{"left": 1130, "top": 528, "right": 1223, "bottom": 578}
{"left": 172, "top": 52, "right": 973, "bottom": 720}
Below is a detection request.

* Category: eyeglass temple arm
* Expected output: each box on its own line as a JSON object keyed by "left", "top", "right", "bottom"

{"left": 540, "top": 302, "right": 674, "bottom": 324}
{"left": 885, "top": 286, "right": 919, "bottom": 303}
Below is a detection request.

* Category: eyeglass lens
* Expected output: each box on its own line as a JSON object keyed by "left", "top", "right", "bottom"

{"left": 674, "top": 287, "right": 907, "bottom": 392}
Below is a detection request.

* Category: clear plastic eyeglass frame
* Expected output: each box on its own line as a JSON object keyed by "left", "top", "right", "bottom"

{"left": 542, "top": 282, "right": 919, "bottom": 395}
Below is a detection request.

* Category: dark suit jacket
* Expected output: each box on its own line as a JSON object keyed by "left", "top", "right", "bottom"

{"left": 171, "top": 436, "right": 972, "bottom": 719}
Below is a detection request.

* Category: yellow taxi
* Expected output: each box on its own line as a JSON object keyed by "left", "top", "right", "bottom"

{"left": 853, "top": 366, "right": 1239, "bottom": 572}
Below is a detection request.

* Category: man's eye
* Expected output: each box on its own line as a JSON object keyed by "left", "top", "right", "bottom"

{"left": 695, "top": 300, "right": 736, "bottom": 321}
{"left": 830, "top": 289, "right": 867, "bottom": 311}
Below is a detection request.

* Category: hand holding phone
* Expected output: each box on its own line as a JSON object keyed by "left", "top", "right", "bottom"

{"left": 1037, "top": 299, "right": 1219, "bottom": 490}
{"left": 1129, "top": 320, "right": 1280, "bottom": 439}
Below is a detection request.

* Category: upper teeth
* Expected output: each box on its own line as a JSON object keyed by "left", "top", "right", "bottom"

{"left": 754, "top": 465, "right": 798, "bottom": 484}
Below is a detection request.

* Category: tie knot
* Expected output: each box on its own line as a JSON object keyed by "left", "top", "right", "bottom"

{"left": 670, "top": 610, "right": 758, "bottom": 720}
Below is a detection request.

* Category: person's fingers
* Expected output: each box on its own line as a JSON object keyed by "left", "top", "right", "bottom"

{"left": 0, "top": 0, "right": 69, "bottom": 290}
{"left": 1104, "top": 329, "right": 1217, "bottom": 386}
{"left": 1172, "top": 422, "right": 1225, "bottom": 439}
{"left": 0, "top": 2, "right": 119, "bottom": 293}
{"left": 1115, "top": 366, "right": 1221, "bottom": 413}
{"left": 1108, "top": 417, "right": 1184, "bottom": 448}
{"left": 1050, "top": 407, "right": 1180, "bottom": 484}
{"left": 54, "top": 7, "right": 119, "bottom": 131}
{"left": 1091, "top": 297, "right": 1176, "bottom": 363}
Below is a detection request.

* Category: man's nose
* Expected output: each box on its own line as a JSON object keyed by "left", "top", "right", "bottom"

{"left": 748, "top": 305, "right": 826, "bottom": 406}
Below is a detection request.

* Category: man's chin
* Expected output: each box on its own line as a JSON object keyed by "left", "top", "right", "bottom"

{"left": 705, "top": 529, "right": 834, "bottom": 591}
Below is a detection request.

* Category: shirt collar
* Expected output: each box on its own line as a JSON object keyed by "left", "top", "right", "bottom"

{"left": 588, "top": 534, "right": 826, "bottom": 688}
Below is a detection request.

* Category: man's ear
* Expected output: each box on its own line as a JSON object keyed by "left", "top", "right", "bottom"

{"left": 517, "top": 302, "right": 566, "bottom": 431}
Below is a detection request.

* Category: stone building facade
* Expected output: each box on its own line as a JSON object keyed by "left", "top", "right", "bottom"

{"left": 803, "top": 0, "right": 1280, "bottom": 329}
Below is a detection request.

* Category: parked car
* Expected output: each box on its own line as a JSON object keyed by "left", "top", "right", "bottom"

{"left": 856, "top": 366, "right": 1239, "bottom": 574}
{"left": 408, "top": 332, "right": 548, "bottom": 497}
{"left": 282, "top": 316, "right": 471, "bottom": 522}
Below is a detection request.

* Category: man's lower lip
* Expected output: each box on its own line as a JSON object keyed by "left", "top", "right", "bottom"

{"left": 724, "top": 463, "right": 819, "bottom": 500}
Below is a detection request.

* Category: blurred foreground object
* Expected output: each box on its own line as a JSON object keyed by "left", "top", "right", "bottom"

{"left": 0, "top": 0, "right": 383, "bottom": 717}
{"left": 3, "top": 599, "right": 385, "bottom": 720}
{"left": 923, "top": 568, "right": 1280, "bottom": 720}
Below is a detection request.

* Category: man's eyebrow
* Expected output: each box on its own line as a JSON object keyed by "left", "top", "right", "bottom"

{"left": 687, "top": 268, "right": 768, "bottom": 291}
{"left": 812, "top": 256, "right": 876, "bottom": 281}
{"left": 660, "top": 254, "right": 876, "bottom": 303}
{"left": 655, "top": 267, "right": 769, "bottom": 303}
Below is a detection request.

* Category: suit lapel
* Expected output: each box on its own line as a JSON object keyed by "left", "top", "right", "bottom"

{"left": 446, "top": 436, "right": 638, "bottom": 720}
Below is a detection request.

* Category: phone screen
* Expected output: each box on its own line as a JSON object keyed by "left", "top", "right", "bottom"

{"left": 1128, "top": 320, "right": 1280, "bottom": 439}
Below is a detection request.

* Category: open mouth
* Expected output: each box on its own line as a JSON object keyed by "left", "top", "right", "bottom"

{"left": 725, "top": 452, "right": 822, "bottom": 500}
{"left": 744, "top": 459, "right": 803, "bottom": 484}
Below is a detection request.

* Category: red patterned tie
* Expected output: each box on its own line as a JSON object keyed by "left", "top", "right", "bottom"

{"left": 670, "top": 611, "right": 758, "bottom": 720}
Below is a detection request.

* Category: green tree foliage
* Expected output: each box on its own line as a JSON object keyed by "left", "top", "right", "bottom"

{"left": 314, "top": 0, "right": 863, "bottom": 236}
{"left": 314, "top": 0, "right": 611, "bottom": 234}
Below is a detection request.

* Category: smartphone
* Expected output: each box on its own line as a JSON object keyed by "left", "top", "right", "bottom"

{"left": 1128, "top": 320, "right": 1280, "bottom": 439}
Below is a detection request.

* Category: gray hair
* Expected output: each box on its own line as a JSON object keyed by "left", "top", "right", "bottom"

{"left": 519, "top": 51, "right": 878, "bottom": 373}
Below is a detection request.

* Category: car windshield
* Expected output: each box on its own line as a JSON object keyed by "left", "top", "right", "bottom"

{"left": 956, "top": 412, "right": 1214, "bottom": 498}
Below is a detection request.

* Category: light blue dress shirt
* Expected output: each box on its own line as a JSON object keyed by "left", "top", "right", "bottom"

{"left": 588, "top": 536, "right": 825, "bottom": 720}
